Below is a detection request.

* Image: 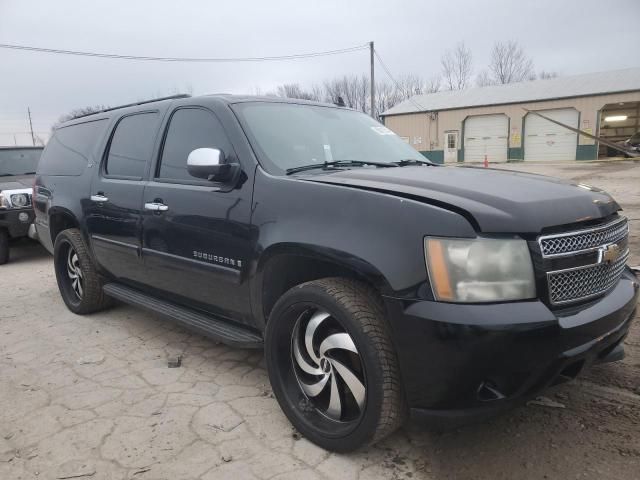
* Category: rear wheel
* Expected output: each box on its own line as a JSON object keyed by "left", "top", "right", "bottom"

{"left": 0, "top": 229, "right": 8, "bottom": 265}
{"left": 53, "top": 228, "right": 112, "bottom": 314}
{"left": 265, "top": 277, "right": 406, "bottom": 452}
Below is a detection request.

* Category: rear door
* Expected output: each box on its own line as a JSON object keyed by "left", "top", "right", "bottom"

{"left": 140, "top": 106, "right": 254, "bottom": 323}
{"left": 86, "top": 111, "right": 162, "bottom": 284}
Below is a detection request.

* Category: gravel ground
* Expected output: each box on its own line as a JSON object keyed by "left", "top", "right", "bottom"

{"left": 1, "top": 161, "right": 639, "bottom": 480}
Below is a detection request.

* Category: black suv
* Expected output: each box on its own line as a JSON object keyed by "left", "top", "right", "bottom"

{"left": 0, "top": 146, "right": 43, "bottom": 264}
{"left": 34, "top": 95, "right": 638, "bottom": 451}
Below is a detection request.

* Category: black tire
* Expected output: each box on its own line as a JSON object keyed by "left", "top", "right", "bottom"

{"left": 265, "top": 277, "right": 406, "bottom": 452}
{"left": 0, "top": 229, "right": 8, "bottom": 265}
{"left": 53, "top": 228, "right": 113, "bottom": 314}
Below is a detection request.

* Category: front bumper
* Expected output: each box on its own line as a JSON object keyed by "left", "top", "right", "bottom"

{"left": 384, "top": 268, "right": 639, "bottom": 420}
{"left": 0, "top": 208, "right": 35, "bottom": 238}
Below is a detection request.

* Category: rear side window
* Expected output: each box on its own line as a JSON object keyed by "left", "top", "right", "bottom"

{"left": 105, "top": 112, "right": 160, "bottom": 178}
{"left": 37, "top": 119, "right": 107, "bottom": 176}
{"left": 158, "top": 108, "right": 233, "bottom": 182}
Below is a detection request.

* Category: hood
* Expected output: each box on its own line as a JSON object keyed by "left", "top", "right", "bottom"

{"left": 0, "top": 174, "right": 35, "bottom": 192}
{"left": 301, "top": 166, "right": 620, "bottom": 233}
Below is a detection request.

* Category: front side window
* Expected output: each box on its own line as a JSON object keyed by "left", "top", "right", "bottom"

{"left": 105, "top": 112, "right": 160, "bottom": 178}
{"left": 158, "top": 108, "right": 232, "bottom": 182}
{"left": 232, "top": 102, "right": 425, "bottom": 175}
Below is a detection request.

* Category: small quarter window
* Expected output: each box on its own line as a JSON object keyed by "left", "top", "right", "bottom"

{"left": 105, "top": 112, "right": 160, "bottom": 178}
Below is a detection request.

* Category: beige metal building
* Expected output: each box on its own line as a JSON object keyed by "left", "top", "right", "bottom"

{"left": 381, "top": 68, "right": 640, "bottom": 163}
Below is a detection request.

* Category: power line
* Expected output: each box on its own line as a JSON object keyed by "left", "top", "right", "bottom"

{"left": 373, "top": 49, "right": 427, "bottom": 113}
{"left": 0, "top": 42, "right": 369, "bottom": 63}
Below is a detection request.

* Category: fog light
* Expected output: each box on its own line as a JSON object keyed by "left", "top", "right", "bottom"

{"left": 18, "top": 212, "right": 29, "bottom": 223}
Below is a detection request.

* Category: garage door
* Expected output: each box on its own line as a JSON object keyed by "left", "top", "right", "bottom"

{"left": 463, "top": 114, "right": 508, "bottom": 162}
{"left": 524, "top": 109, "right": 578, "bottom": 161}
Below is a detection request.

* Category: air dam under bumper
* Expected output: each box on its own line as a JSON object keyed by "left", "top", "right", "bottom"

{"left": 384, "top": 268, "right": 639, "bottom": 421}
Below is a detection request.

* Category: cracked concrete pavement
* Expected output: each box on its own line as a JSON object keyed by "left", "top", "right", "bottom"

{"left": 1, "top": 161, "right": 639, "bottom": 480}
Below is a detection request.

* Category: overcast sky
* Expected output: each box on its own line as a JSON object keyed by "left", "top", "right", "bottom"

{"left": 1, "top": 0, "right": 639, "bottom": 145}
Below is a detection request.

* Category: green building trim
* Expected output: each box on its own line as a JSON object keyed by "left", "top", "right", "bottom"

{"left": 420, "top": 150, "right": 444, "bottom": 164}
{"left": 576, "top": 144, "right": 597, "bottom": 160}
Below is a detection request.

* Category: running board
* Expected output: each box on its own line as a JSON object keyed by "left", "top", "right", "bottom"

{"left": 103, "top": 283, "right": 263, "bottom": 349}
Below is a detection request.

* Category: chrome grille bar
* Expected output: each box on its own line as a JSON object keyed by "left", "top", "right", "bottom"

{"left": 547, "top": 249, "right": 629, "bottom": 305}
{"left": 538, "top": 216, "right": 628, "bottom": 258}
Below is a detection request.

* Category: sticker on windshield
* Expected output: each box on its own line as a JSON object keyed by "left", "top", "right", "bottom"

{"left": 323, "top": 144, "right": 333, "bottom": 162}
{"left": 371, "top": 126, "right": 396, "bottom": 136}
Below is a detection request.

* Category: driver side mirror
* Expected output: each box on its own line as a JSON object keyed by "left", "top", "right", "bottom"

{"left": 187, "top": 148, "right": 239, "bottom": 182}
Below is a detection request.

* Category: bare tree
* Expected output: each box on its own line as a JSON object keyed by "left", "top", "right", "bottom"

{"left": 374, "top": 80, "right": 403, "bottom": 119}
{"left": 268, "top": 72, "right": 441, "bottom": 120}
{"left": 394, "top": 74, "right": 440, "bottom": 97}
{"left": 538, "top": 70, "right": 558, "bottom": 80}
{"left": 425, "top": 75, "right": 442, "bottom": 94}
{"left": 475, "top": 70, "right": 495, "bottom": 87}
{"left": 322, "top": 75, "right": 370, "bottom": 112}
{"left": 53, "top": 105, "right": 108, "bottom": 129}
{"left": 311, "top": 84, "right": 325, "bottom": 102}
{"left": 488, "top": 41, "right": 535, "bottom": 84}
{"left": 276, "top": 83, "right": 320, "bottom": 101}
{"left": 441, "top": 42, "right": 473, "bottom": 90}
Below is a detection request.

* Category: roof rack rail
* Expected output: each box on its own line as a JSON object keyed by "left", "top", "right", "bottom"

{"left": 70, "top": 94, "right": 191, "bottom": 120}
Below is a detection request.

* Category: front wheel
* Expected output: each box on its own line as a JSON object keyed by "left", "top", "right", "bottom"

{"left": 265, "top": 277, "right": 406, "bottom": 452}
{"left": 53, "top": 228, "right": 112, "bottom": 314}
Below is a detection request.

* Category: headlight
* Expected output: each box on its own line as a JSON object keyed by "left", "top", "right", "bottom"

{"left": 11, "top": 193, "right": 28, "bottom": 208}
{"left": 0, "top": 189, "right": 32, "bottom": 209}
{"left": 425, "top": 237, "right": 536, "bottom": 302}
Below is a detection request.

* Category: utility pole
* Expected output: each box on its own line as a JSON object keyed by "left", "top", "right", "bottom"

{"left": 27, "top": 107, "right": 35, "bottom": 146}
{"left": 369, "top": 41, "right": 375, "bottom": 119}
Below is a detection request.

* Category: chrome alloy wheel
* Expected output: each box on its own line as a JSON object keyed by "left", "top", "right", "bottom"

{"left": 291, "top": 309, "right": 366, "bottom": 422}
{"left": 66, "top": 247, "right": 83, "bottom": 299}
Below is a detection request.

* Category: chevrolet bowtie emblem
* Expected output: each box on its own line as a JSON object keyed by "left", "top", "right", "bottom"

{"left": 599, "top": 243, "right": 621, "bottom": 264}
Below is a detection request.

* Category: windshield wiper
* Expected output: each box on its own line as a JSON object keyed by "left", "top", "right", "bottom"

{"left": 0, "top": 173, "right": 15, "bottom": 177}
{"left": 286, "top": 160, "right": 397, "bottom": 175}
{"left": 394, "top": 159, "right": 437, "bottom": 167}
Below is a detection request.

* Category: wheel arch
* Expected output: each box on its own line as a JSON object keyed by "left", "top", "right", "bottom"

{"left": 48, "top": 207, "right": 80, "bottom": 245}
{"left": 252, "top": 243, "right": 392, "bottom": 330}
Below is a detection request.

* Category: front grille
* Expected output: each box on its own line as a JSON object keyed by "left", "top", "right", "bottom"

{"left": 538, "top": 216, "right": 630, "bottom": 306}
{"left": 539, "top": 217, "right": 628, "bottom": 257}
{"left": 547, "top": 249, "right": 629, "bottom": 305}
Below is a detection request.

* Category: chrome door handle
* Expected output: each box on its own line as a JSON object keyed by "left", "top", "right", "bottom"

{"left": 91, "top": 194, "right": 109, "bottom": 202}
{"left": 144, "top": 202, "right": 169, "bottom": 212}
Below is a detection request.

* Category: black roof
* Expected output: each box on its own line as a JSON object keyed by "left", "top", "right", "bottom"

{"left": 57, "top": 93, "right": 343, "bottom": 129}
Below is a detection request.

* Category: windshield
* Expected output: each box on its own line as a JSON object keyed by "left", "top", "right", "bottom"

{"left": 233, "top": 102, "right": 425, "bottom": 174}
{"left": 0, "top": 148, "right": 42, "bottom": 176}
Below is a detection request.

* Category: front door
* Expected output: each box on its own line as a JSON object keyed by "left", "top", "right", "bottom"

{"left": 445, "top": 131, "right": 458, "bottom": 162}
{"left": 140, "top": 107, "right": 254, "bottom": 324}
{"left": 86, "top": 111, "right": 162, "bottom": 284}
